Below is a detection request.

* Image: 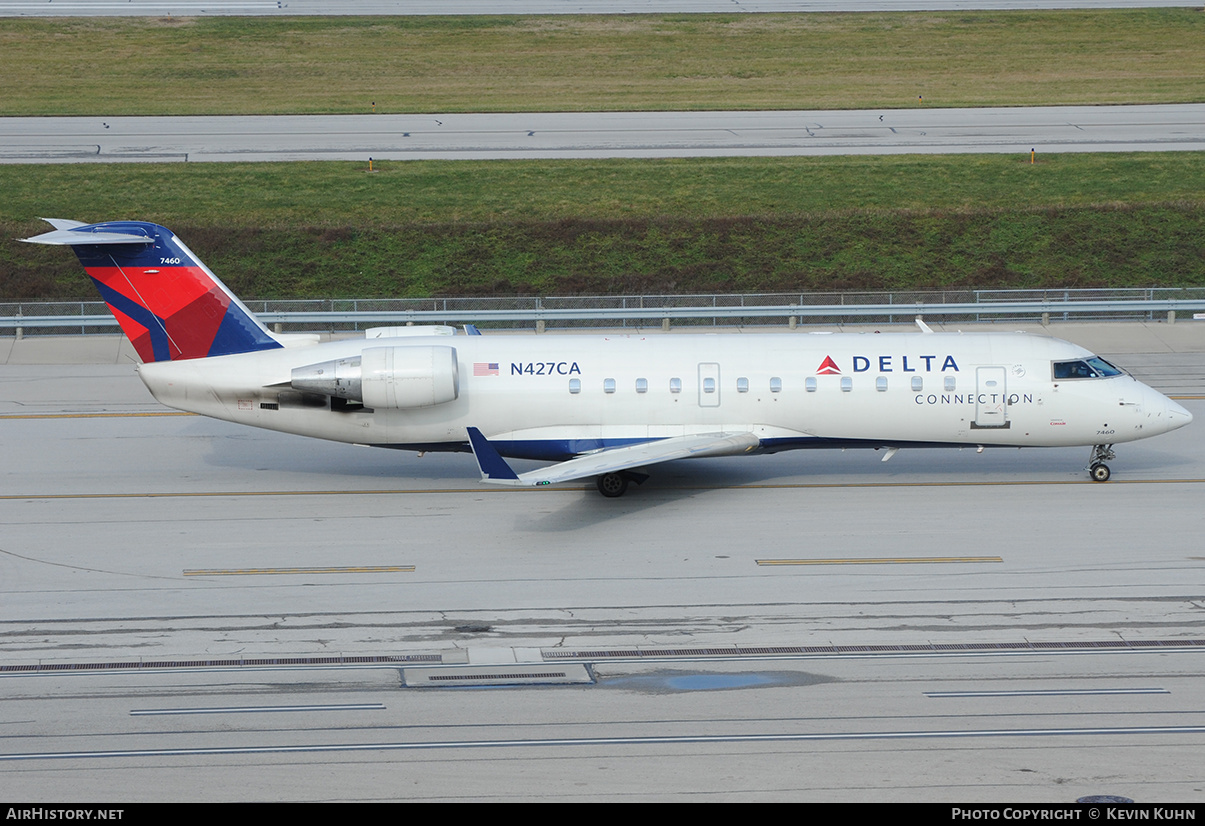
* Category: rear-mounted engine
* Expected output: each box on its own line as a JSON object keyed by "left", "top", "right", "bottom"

{"left": 290, "top": 346, "right": 459, "bottom": 409}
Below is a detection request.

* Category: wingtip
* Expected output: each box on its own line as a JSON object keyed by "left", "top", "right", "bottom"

{"left": 465, "top": 427, "right": 521, "bottom": 482}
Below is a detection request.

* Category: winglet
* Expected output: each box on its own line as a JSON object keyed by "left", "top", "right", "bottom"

{"left": 465, "top": 427, "right": 521, "bottom": 482}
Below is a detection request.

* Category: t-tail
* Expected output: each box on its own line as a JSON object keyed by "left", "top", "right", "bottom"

{"left": 22, "top": 219, "right": 282, "bottom": 363}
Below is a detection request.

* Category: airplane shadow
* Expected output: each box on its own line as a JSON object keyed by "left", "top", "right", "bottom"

{"left": 190, "top": 412, "right": 1201, "bottom": 535}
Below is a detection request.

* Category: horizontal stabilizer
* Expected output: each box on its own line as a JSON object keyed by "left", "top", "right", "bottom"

{"left": 22, "top": 225, "right": 154, "bottom": 246}
{"left": 42, "top": 218, "right": 88, "bottom": 231}
{"left": 466, "top": 429, "right": 761, "bottom": 489}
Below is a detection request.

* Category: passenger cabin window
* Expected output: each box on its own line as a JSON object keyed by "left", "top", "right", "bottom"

{"left": 1053, "top": 357, "right": 1124, "bottom": 380}
{"left": 736, "top": 377, "right": 749, "bottom": 393}
{"left": 876, "top": 376, "right": 888, "bottom": 392}
{"left": 569, "top": 378, "right": 581, "bottom": 394}
{"left": 805, "top": 377, "right": 817, "bottom": 392}
{"left": 769, "top": 377, "right": 783, "bottom": 393}
{"left": 669, "top": 378, "right": 682, "bottom": 394}
{"left": 635, "top": 378, "right": 648, "bottom": 393}
{"left": 841, "top": 377, "right": 853, "bottom": 392}
{"left": 702, "top": 377, "right": 716, "bottom": 394}
{"left": 944, "top": 375, "right": 956, "bottom": 391}
{"left": 911, "top": 376, "right": 923, "bottom": 392}
{"left": 603, "top": 378, "right": 616, "bottom": 394}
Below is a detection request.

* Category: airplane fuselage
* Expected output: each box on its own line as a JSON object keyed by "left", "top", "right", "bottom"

{"left": 136, "top": 330, "right": 1189, "bottom": 460}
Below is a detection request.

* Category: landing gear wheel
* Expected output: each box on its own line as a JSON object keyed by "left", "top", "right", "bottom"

{"left": 596, "top": 472, "right": 629, "bottom": 498}
{"left": 1087, "top": 444, "right": 1116, "bottom": 482}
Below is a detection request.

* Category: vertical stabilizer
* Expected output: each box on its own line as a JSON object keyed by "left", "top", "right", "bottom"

{"left": 22, "top": 220, "right": 282, "bottom": 363}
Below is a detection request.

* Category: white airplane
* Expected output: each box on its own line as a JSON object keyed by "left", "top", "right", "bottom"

{"left": 24, "top": 219, "right": 1193, "bottom": 496}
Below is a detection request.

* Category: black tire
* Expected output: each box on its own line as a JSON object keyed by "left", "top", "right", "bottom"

{"left": 1090, "top": 463, "right": 1111, "bottom": 482}
{"left": 596, "top": 473, "right": 629, "bottom": 498}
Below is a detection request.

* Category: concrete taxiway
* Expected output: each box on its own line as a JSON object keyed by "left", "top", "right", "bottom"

{"left": 1, "top": 323, "right": 1202, "bottom": 800}
{"left": 4, "top": 105, "right": 1205, "bottom": 162}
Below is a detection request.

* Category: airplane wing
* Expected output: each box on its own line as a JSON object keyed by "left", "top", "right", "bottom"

{"left": 466, "top": 427, "right": 761, "bottom": 488}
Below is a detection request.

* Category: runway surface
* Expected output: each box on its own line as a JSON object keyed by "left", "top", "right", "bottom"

{"left": 1, "top": 324, "right": 1203, "bottom": 800}
{"left": 5, "top": 105, "right": 1205, "bottom": 163}
{"left": 2, "top": 1, "right": 1198, "bottom": 16}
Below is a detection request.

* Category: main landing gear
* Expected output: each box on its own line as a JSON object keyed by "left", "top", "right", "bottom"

{"left": 1087, "top": 444, "right": 1116, "bottom": 483}
{"left": 595, "top": 470, "right": 649, "bottom": 498}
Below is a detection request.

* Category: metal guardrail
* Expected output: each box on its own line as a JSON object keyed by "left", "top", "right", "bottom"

{"left": 3, "top": 289, "right": 1205, "bottom": 336}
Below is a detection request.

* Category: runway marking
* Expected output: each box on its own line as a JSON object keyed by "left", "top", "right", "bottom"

{"left": 3, "top": 478, "right": 1205, "bottom": 502}
{"left": 757, "top": 556, "right": 1002, "bottom": 566}
{"left": 0, "top": 411, "right": 193, "bottom": 419}
{"left": 926, "top": 688, "right": 1170, "bottom": 698}
{"left": 183, "top": 565, "right": 414, "bottom": 576}
{"left": 130, "top": 703, "right": 385, "bottom": 716}
{"left": 4, "top": 724, "right": 1205, "bottom": 761}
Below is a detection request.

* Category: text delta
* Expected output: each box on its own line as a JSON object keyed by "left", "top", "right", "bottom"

{"left": 853, "top": 355, "right": 959, "bottom": 373}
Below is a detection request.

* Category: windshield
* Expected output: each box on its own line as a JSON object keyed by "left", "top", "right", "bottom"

{"left": 1052, "top": 356, "right": 1125, "bottom": 380}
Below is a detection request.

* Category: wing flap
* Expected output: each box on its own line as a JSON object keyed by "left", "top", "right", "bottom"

{"left": 467, "top": 428, "right": 760, "bottom": 488}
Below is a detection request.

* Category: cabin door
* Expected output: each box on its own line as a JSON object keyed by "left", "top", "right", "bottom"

{"left": 698, "top": 362, "right": 720, "bottom": 408}
{"left": 975, "top": 366, "right": 1008, "bottom": 427}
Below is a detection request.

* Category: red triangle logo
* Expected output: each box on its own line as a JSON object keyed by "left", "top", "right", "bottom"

{"left": 816, "top": 355, "right": 841, "bottom": 375}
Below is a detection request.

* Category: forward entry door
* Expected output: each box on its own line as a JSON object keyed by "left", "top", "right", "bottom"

{"left": 975, "top": 366, "right": 1008, "bottom": 427}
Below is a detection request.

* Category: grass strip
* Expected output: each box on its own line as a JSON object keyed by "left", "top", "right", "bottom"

{"left": 4, "top": 154, "right": 1204, "bottom": 300}
{"left": 1, "top": 10, "right": 1202, "bottom": 116}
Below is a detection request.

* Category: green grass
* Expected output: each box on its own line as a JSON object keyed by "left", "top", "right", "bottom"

{"left": 4, "top": 10, "right": 1203, "bottom": 302}
{"left": 5, "top": 154, "right": 1204, "bottom": 300}
{"left": 1, "top": 10, "right": 1202, "bottom": 115}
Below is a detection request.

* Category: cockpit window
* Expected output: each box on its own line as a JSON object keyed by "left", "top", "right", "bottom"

{"left": 1052, "top": 357, "right": 1124, "bottom": 380}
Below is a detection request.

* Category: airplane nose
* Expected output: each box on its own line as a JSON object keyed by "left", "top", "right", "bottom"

{"left": 1166, "top": 397, "right": 1193, "bottom": 430}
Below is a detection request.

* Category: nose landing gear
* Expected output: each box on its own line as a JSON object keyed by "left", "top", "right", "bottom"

{"left": 1088, "top": 444, "right": 1116, "bottom": 482}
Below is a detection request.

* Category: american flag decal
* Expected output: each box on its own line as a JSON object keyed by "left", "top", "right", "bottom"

{"left": 474, "top": 362, "right": 499, "bottom": 376}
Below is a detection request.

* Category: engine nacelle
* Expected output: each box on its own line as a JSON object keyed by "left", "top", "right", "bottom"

{"left": 290, "top": 345, "right": 459, "bottom": 409}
